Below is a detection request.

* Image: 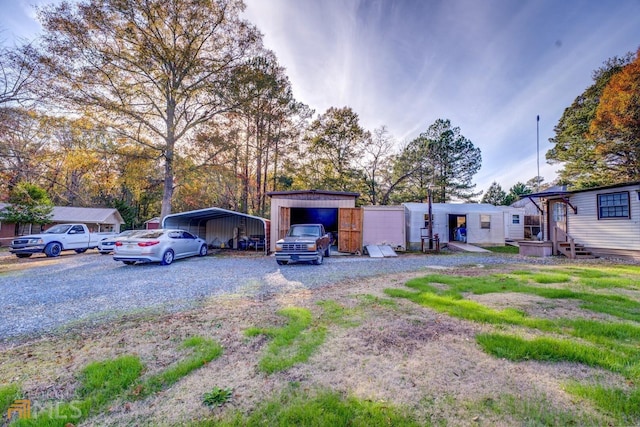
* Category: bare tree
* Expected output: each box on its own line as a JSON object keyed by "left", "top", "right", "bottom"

{"left": 0, "top": 43, "right": 38, "bottom": 106}
{"left": 34, "top": 0, "right": 262, "bottom": 220}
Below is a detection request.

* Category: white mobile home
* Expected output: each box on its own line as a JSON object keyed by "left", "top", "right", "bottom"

{"left": 404, "top": 203, "right": 519, "bottom": 250}
{"left": 526, "top": 181, "right": 640, "bottom": 259}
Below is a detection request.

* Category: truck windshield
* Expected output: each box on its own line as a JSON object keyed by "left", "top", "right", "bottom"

{"left": 45, "top": 225, "right": 72, "bottom": 234}
{"left": 289, "top": 226, "right": 320, "bottom": 237}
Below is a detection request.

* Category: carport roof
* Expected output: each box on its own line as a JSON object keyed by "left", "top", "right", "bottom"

{"left": 162, "top": 207, "right": 269, "bottom": 227}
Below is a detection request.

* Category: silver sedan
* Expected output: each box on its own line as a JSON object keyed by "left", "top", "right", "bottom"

{"left": 113, "top": 229, "right": 208, "bottom": 265}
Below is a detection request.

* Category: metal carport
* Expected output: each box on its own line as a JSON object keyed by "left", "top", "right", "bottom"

{"left": 162, "top": 207, "right": 270, "bottom": 254}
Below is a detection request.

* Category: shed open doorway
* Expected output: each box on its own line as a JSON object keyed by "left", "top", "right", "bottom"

{"left": 291, "top": 207, "right": 339, "bottom": 250}
{"left": 448, "top": 214, "right": 467, "bottom": 242}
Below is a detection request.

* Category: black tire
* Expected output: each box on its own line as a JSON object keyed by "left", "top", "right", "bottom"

{"left": 277, "top": 260, "right": 287, "bottom": 265}
{"left": 324, "top": 246, "right": 331, "bottom": 257}
{"left": 44, "top": 242, "right": 62, "bottom": 257}
{"left": 199, "top": 244, "right": 208, "bottom": 257}
{"left": 75, "top": 248, "right": 88, "bottom": 254}
{"left": 123, "top": 261, "right": 136, "bottom": 265}
{"left": 16, "top": 253, "right": 32, "bottom": 258}
{"left": 160, "top": 249, "right": 174, "bottom": 265}
{"left": 313, "top": 251, "right": 323, "bottom": 265}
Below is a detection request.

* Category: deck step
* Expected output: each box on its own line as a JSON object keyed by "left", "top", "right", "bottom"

{"left": 557, "top": 242, "right": 594, "bottom": 259}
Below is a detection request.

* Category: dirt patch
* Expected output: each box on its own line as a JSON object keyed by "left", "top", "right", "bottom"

{"left": 466, "top": 292, "right": 620, "bottom": 321}
{"left": 2, "top": 267, "right": 628, "bottom": 426}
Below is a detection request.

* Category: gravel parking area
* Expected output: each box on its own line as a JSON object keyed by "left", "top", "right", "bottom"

{"left": 0, "top": 250, "right": 584, "bottom": 342}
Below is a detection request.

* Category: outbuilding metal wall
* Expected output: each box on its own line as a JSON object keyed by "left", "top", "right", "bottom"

{"left": 362, "top": 206, "right": 406, "bottom": 250}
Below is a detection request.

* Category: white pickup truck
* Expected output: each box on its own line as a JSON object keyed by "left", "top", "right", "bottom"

{"left": 10, "top": 224, "right": 108, "bottom": 258}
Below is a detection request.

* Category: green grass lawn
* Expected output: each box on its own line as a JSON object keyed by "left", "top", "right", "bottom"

{"left": 385, "top": 264, "right": 640, "bottom": 426}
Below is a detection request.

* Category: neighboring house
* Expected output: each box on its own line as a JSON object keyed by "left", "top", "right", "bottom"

{"left": 0, "top": 204, "right": 124, "bottom": 246}
{"left": 404, "top": 203, "right": 524, "bottom": 250}
{"left": 525, "top": 182, "right": 640, "bottom": 259}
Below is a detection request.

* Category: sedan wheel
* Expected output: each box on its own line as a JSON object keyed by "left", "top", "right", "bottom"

{"left": 161, "top": 249, "right": 174, "bottom": 265}
{"left": 199, "top": 244, "right": 208, "bottom": 257}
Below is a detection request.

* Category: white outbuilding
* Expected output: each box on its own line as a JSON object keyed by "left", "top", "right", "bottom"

{"left": 404, "top": 203, "right": 524, "bottom": 250}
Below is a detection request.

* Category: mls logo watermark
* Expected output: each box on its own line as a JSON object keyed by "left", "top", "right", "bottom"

{"left": 7, "top": 399, "right": 30, "bottom": 420}
{"left": 6, "top": 399, "right": 82, "bottom": 422}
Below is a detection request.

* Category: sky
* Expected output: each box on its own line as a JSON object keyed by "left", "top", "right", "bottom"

{"left": 2, "top": 0, "right": 640, "bottom": 196}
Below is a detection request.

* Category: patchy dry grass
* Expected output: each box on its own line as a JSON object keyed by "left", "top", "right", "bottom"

{"left": 1, "top": 263, "right": 639, "bottom": 426}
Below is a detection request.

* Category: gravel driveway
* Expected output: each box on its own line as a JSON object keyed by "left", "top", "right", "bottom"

{"left": 0, "top": 250, "right": 568, "bottom": 342}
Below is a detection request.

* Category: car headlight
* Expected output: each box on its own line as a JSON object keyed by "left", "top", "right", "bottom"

{"left": 275, "top": 242, "right": 283, "bottom": 252}
{"left": 28, "top": 239, "right": 44, "bottom": 244}
{"left": 306, "top": 243, "right": 317, "bottom": 251}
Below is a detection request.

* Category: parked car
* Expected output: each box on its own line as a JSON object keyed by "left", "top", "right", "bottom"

{"left": 98, "top": 230, "right": 143, "bottom": 254}
{"left": 113, "top": 229, "right": 208, "bottom": 265}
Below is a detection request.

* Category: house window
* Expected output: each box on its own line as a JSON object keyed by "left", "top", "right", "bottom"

{"left": 480, "top": 214, "right": 490, "bottom": 229}
{"left": 598, "top": 192, "right": 630, "bottom": 219}
{"left": 512, "top": 215, "right": 520, "bottom": 224}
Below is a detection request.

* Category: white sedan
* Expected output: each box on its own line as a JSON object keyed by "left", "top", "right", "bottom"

{"left": 113, "top": 229, "right": 208, "bottom": 265}
{"left": 98, "top": 230, "right": 143, "bottom": 254}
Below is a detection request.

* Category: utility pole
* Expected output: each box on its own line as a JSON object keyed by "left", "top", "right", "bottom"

{"left": 536, "top": 115, "right": 540, "bottom": 192}
{"left": 428, "top": 186, "right": 433, "bottom": 249}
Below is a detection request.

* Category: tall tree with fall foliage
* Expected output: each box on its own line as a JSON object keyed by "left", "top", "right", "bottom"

{"left": 589, "top": 49, "right": 640, "bottom": 182}
{"left": 34, "top": 0, "right": 262, "bottom": 220}
{"left": 546, "top": 53, "right": 635, "bottom": 188}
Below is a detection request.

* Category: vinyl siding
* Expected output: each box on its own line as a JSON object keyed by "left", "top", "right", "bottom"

{"left": 568, "top": 184, "right": 640, "bottom": 250}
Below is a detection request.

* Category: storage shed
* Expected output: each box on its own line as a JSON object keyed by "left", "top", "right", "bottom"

{"left": 362, "top": 205, "right": 406, "bottom": 250}
{"left": 267, "top": 190, "right": 361, "bottom": 253}
{"left": 162, "top": 207, "right": 270, "bottom": 254}
{"left": 404, "top": 203, "right": 515, "bottom": 250}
